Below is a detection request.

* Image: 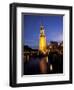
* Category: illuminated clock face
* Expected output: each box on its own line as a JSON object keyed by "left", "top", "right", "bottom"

{"left": 40, "top": 29, "right": 45, "bottom": 35}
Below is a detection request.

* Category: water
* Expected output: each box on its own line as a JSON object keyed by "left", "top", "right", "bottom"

{"left": 23, "top": 54, "right": 63, "bottom": 75}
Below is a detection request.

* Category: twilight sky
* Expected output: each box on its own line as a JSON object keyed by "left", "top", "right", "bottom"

{"left": 22, "top": 14, "right": 63, "bottom": 49}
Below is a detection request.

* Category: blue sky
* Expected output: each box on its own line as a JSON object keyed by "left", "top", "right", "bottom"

{"left": 22, "top": 14, "right": 63, "bottom": 49}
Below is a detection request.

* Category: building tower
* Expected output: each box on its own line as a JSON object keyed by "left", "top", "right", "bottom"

{"left": 39, "top": 24, "right": 47, "bottom": 54}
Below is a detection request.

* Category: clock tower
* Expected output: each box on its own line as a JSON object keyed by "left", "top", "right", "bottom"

{"left": 39, "top": 24, "right": 47, "bottom": 54}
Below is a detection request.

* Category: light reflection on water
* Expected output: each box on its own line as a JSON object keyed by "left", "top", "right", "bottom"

{"left": 39, "top": 57, "right": 48, "bottom": 74}
{"left": 39, "top": 57, "right": 53, "bottom": 73}
{"left": 23, "top": 53, "right": 63, "bottom": 75}
{"left": 23, "top": 56, "right": 57, "bottom": 75}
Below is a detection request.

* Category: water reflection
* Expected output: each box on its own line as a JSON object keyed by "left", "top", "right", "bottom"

{"left": 39, "top": 57, "right": 48, "bottom": 74}
{"left": 39, "top": 57, "right": 53, "bottom": 73}
{"left": 50, "top": 64, "right": 53, "bottom": 71}
{"left": 23, "top": 54, "right": 63, "bottom": 75}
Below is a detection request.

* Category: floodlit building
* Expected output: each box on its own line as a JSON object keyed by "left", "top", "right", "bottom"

{"left": 39, "top": 24, "right": 47, "bottom": 54}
